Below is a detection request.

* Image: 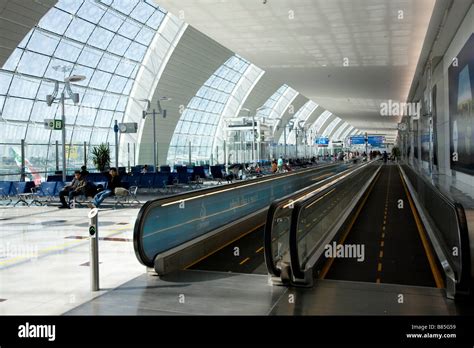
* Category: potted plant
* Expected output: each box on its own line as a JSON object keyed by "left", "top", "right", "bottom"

{"left": 91, "top": 144, "right": 111, "bottom": 172}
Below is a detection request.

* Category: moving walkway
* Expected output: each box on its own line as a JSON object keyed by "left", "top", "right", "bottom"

{"left": 264, "top": 161, "right": 473, "bottom": 300}
{"left": 133, "top": 161, "right": 355, "bottom": 274}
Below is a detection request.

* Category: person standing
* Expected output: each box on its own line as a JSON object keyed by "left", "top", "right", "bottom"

{"left": 277, "top": 156, "right": 284, "bottom": 173}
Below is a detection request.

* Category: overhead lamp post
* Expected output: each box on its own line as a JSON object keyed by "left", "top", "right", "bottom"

{"left": 141, "top": 97, "right": 171, "bottom": 172}
{"left": 46, "top": 65, "right": 86, "bottom": 182}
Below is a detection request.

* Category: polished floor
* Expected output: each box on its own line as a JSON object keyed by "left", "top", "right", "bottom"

{"left": 66, "top": 269, "right": 464, "bottom": 316}
{"left": 0, "top": 204, "right": 144, "bottom": 315}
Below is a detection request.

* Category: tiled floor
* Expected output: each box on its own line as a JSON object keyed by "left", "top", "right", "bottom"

{"left": 0, "top": 204, "right": 145, "bottom": 315}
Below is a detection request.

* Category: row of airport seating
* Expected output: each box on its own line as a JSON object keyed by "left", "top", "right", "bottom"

{"left": 0, "top": 180, "right": 138, "bottom": 208}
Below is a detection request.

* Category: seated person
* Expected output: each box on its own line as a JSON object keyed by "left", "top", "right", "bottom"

{"left": 141, "top": 164, "right": 149, "bottom": 174}
{"left": 271, "top": 161, "right": 278, "bottom": 173}
{"left": 59, "top": 170, "right": 87, "bottom": 209}
{"left": 88, "top": 168, "right": 121, "bottom": 208}
{"left": 225, "top": 172, "right": 234, "bottom": 183}
{"left": 80, "top": 165, "right": 89, "bottom": 178}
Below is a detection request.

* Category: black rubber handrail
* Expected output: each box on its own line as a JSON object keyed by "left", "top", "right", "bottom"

{"left": 289, "top": 181, "right": 346, "bottom": 280}
{"left": 263, "top": 162, "right": 366, "bottom": 278}
{"left": 455, "top": 202, "right": 471, "bottom": 294}
{"left": 264, "top": 200, "right": 285, "bottom": 277}
{"left": 402, "top": 164, "right": 471, "bottom": 294}
{"left": 288, "top": 163, "right": 379, "bottom": 280}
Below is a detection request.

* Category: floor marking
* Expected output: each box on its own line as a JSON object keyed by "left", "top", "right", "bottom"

{"left": 184, "top": 223, "right": 265, "bottom": 269}
{"left": 382, "top": 233, "right": 385, "bottom": 238}
{"left": 382, "top": 226, "right": 386, "bottom": 231}
{"left": 376, "top": 278, "right": 381, "bottom": 284}
{"left": 377, "top": 263, "right": 382, "bottom": 272}
{"left": 380, "top": 241, "right": 384, "bottom": 247}
{"left": 239, "top": 257, "right": 250, "bottom": 265}
{"left": 319, "top": 169, "right": 382, "bottom": 279}
{"left": 379, "top": 250, "right": 384, "bottom": 258}
{"left": 256, "top": 246, "right": 264, "bottom": 253}
{"left": 0, "top": 224, "right": 132, "bottom": 267}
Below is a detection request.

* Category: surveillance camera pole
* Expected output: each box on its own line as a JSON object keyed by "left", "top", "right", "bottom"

{"left": 60, "top": 91, "right": 66, "bottom": 182}
{"left": 47, "top": 71, "right": 86, "bottom": 182}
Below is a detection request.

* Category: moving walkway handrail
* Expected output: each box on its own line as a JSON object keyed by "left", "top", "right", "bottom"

{"left": 288, "top": 162, "right": 380, "bottom": 280}
{"left": 134, "top": 162, "right": 345, "bottom": 267}
{"left": 401, "top": 164, "right": 471, "bottom": 296}
{"left": 264, "top": 161, "right": 378, "bottom": 279}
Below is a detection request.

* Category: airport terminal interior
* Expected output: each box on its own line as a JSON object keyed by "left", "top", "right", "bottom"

{"left": 0, "top": 0, "right": 473, "bottom": 317}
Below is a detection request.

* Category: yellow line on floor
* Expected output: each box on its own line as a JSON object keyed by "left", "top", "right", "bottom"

{"left": 239, "top": 257, "right": 250, "bottom": 265}
{"left": 379, "top": 250, "right": 384, "bottom": 258}
{"left": 0, "top": 224, "right": 131, "bottom": 267}
{"left": 319, "top": 170, "right": 381, "bottom": 279}
{"left": 399, "top": 168, "right": 444, "bottom": 289}
{"left": 255, "top": 246, "right": 264, "bottom": 253}
{"left": 184, "top": 223, "right": 265, "bottom": 269}
{"left": 377, "top": 263, "right": 382, "bottom": 272}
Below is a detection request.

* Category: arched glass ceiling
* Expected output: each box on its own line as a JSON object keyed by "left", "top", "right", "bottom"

{"left": 322, "top": 118, "right": 342, "bottom": 137}
{"left": 257, "top": 84, "right": 298, "bottom": 128}
{"left": 294, "top": 100, "right": 318, "bottom": 125}
{"left": 167, "top": 55, "right": 251, "bottom": 165}
{"left": 0, "top": 0, "right": 167, "bottom": 175}
{"left": 332, "top": 122, "right": 349, "bottom": 140}
{"left": 256, "top": 85, "right": 287, "bottom": 119}
{"left": 212, "top": 63, "right": 264, "bottom": 154}
{"left": 309, "top": 110, "right": 332, "bottom": 135}
{"left": 280, "top": 100, "right": 318, "bottom": 144}
{"left": 340, "top": 126, "right": 355, "bottom": 140}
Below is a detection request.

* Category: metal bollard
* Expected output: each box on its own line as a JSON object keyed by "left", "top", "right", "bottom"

{"left": 88, "top": 208, "right": 99, "bottom": 291}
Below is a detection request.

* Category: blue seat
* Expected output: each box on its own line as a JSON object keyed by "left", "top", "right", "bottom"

{"left": 12, "top": 181, "right": 36, "bottom": 206}
{"left": 87, "top": 173, "right": 107, "bottom": 182}
{"left": 193, "top": 166, "right": 206, "bottom": 180}
{"left": 176, "top": 167, "right": 189, "bottom": 184}
{"left": 126, "top": 175, "right": 140, "bottom": 187}
{"left": 153, "top": 173, "right": 169, "bottom": 189}
{"left": 210, "top": 166, "right": 224, "bottom": 181}
{"left": 13, "top": 181, "right": 35, "bottom": 194}
{"left": 0, "top": 181, "right": 13, "bottom": 204}
{"left": 160, "top": 165, "right": 171, "bottom": 173}
{"left": 138, "top": 173, "right": 155, "bottom": 188}
{"left": 47, "top": 175, "right": 62, "bottom": 182}
{"left": 30, "top": 182, "right": 57, "bottom": 205}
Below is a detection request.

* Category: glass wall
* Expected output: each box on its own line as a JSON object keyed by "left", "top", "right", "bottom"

{"left": 0, "top": 0, "right": 167, "bottom": 180}
{"left": 167, "top": 55, "right": 251, "bottom": 165}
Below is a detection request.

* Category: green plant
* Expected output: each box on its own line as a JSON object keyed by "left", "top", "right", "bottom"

{"left": 91, "top": 144, "right": 111, "bottom": 172}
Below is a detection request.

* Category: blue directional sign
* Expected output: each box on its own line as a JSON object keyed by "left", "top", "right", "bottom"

{"left": 316, "top": 137, "right": 329, "bottom": 146}
{"left": 350, "top": 135, "right": 366, "bottom": 145}
{"left": 368, "top": 136, "right": 385, "bottom": 146}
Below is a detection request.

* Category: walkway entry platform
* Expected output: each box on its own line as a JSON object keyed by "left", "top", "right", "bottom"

{"left": 65, "top": 269, "right": 467, "bottom": 316}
